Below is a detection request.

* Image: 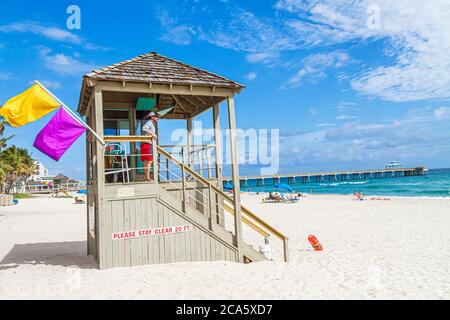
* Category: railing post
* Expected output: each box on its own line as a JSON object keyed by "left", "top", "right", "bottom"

{"left": 166, "top": 157, "right": 169, "bottom": 181}
{"left": 283, "top": 238, "right": 289, "bottom": 263}
{"left": 187, "top": 118, "right": 194, "bottom": 169}
{"left": 207, "top": 184, "right": 213, "bottom": 230}
{"left": 152, "top": 140, "right": 158, "bottom": 182}
{"left": 181, "top": 147, "right": 187, "bottom": 212}
{"left": 227, "top": 95, "right": 244, "bottom": 262}
{"left": 206, "top": 147, "right": 212, "bottom": 179}
{"left": 198, "top": 149, "right": 203, "bottom": 177}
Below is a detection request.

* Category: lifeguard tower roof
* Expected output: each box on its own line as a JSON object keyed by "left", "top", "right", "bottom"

{"left": 78, "top": 51, "right": 245, "bottom": 117}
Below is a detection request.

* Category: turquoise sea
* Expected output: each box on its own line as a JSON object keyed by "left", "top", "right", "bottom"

{"left": 239, "top": 168, "right": 450, "bottom": 198}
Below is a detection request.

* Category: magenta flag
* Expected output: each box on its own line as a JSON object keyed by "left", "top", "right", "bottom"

{"left": 33, "top": 108, "right": 86, "bottom": 161}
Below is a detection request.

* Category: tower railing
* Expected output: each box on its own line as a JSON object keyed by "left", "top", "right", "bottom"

{"left": 104, "top": 135, "right": 289, "bottom": 262}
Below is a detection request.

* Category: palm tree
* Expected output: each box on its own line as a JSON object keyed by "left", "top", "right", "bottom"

{"left": 0, "top": 118, "right": 13, "bottom": 150}
{"left": 0, "top": 146, "right": 36, "bottom": 194}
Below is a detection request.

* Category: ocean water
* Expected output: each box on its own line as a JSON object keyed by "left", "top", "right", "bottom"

{"left": 239, "top": 168, "right": 450, "bottom": 198}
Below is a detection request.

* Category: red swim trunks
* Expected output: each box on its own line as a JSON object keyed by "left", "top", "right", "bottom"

{"left": 140, "top": 143, "right": 153, "bottom": 162}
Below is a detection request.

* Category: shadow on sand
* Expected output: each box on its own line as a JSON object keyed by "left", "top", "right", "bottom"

{"left": 0, "top": 241, "right": 97, "bottom": 270}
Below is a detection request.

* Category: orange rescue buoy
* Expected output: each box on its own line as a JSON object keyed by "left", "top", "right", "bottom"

{"left": 308, "top": 235, "right": 323, "bottom": 251}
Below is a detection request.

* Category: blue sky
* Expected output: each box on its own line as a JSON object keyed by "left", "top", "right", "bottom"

{"left": 1, "top": 0, "right": 449, "bottom": 179}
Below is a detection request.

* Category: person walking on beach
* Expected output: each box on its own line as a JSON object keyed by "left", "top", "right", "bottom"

{"left": 140, "top": 111, "right": 159, "bottom": 181}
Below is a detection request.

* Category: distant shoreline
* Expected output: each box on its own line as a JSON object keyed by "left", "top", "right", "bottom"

{"left": 240, "top": 191, "right": 450, "bottom": 199}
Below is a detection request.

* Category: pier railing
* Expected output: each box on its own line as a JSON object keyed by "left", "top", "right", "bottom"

{"left": 231, "top": 167, "right": 428, "bottom": 186}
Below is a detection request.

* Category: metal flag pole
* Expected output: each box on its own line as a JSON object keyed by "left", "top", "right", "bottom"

{"left": 34, "top": 80, "right": 105, "bottom": 145}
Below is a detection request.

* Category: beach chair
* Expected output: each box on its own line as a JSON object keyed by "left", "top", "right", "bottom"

{"left": 261, "top": 192, "right": 299, "bottom": 203}
{"left": 104, "top": 143, "right": 130, "bottom": 183}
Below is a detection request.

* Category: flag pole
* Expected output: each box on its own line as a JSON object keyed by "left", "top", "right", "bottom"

{"left": 34, "top": 81, "right": 105, "bottom": 145}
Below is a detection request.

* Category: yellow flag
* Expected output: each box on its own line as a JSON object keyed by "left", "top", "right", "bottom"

{"left": 0, "top": 83, "right": 60, "bottom": 127}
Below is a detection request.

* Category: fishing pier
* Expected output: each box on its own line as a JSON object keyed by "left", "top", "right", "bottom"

{"left": 226, "top": 167, "right": 428, "bottom": 188}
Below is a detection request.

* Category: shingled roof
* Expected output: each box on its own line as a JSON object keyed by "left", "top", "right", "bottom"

{"left": 77, "top": 52, "right": 245, "bottom": 116}
{"left": 85, "top": 51, "right": 244, "bottom": 89}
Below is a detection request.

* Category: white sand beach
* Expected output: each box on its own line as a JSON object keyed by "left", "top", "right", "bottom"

{"left": 0, "top": 194, "right": 449, "bottom": 300}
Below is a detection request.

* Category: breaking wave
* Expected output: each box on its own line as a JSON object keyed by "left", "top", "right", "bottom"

{"left": 319, "top": 181, "right": 369, "bottom": 186}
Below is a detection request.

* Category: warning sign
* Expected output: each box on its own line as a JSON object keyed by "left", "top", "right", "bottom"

{"left": 112, "top": 225, "right": 192, "bottom": 240}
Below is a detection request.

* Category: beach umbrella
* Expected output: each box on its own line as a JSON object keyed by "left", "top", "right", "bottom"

{"left": 274, "top": 183, "right": 293, "bottom": 192}
{"left": 224, "top": 182, "right": 233, "bottom": 190}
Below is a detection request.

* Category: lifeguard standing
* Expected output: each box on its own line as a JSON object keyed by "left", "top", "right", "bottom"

{"left": 140, "top": 111, "right": 158, "bottom": 181}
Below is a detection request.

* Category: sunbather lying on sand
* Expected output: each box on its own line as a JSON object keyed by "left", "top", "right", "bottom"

{"left": 74, "top": 196, "right": 86, "bottom": 204}
{"left": 370, "top": 197, "right": 391, "bottom": 201}
{"left": 354, "top": 191, "right": 390, "bottom": 201}
{"left": 354, "top": 191, "right": 364, "bottom": 200}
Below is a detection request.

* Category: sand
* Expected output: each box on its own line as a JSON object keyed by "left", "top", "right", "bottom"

{"left": 0, "top": 194, "right": 449, "bottom": 300}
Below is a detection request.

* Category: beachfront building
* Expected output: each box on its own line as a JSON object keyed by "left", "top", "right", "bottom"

{"left": 51, "top": 174, "right": 84, "bottom": 191}
{"left": 25, "top": 173, "right": 84, "bottom": 194}
{"left": 77, "top": 52, "right": 288, "bottom": 269}
{"left": 31, "top": 161, "right": 49, "bottom": 181}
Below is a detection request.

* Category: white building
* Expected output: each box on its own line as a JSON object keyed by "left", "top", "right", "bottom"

{"left": 31, "top": 161, "right": 49, "bottom": 181}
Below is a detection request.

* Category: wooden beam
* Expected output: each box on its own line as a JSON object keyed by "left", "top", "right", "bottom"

{"left": 160, "top": 113, "right": 191, "bottom": 120}
{"left": 227, "top": 95, "right": 244, "bottom": 262}
{"left": 104, "top": 135, "right": 153, "bottom": 143}
{"left": 178, "top": 95, "right": 198, "bottom": 112}
{"left": 94, "top": 89, "right": 109, "bottom": 269}
{"left": 129, "top": 104, "right": 137, "bottom": 182}
{"left": 182, "top": 95, "right": 208, "bottom": 109}
{"left": 96, "top": 81, "right": 235, "bottom": 97}
{"left": 171, "top": 95, "right": 191, "bottom": 113}
{"left": 102, "top": 102, "right": 134, "bottom": 109}
{"left": 213, "top": 103, "right": 223, "bottom": 189}
{"left": 187, "top": 118, "right": 194, "bottom": 169}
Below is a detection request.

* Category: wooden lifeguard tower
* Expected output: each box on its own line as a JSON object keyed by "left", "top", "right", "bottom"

{"left": 77, "top": 52, "right": 288, "bottom": 269}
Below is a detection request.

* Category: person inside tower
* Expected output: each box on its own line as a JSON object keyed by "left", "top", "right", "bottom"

{"left": 140, "top": 111, "right": 159, "bottom": 181}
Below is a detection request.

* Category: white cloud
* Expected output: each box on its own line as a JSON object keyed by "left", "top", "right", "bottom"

{"left": 35, "top": 80, "right": 61, "bottom": 89}
{"left": 434, "top": 107, "right": 450, "bottom": 121}
{"left": 336, "top": 115, "right": 358, "bottom": 120}
{"left": 159, "top": 1, "right": 450, "bottom": 102}
{"left": 317, "top": 123, "right": 336, "bottom": 127}
{"left": 244, "top": 72, "right": 257, "bottom": 81}
{"left": 276, "top": 0, "right": 450, "bottom": 102}
{"left": 158, "top": 11, "right": 195, "bottom": 45}
{"left": 309, "top": 107, "right": 319, "bottom": 116}
{"left": 0, "top": 21, "right": 110, "bottom": 51}
{"left": 279, "top": 111, "right": 450, "bottom": 168}
{"left": 283, "top": 51, "right": 352, "bottom": 88}
{"left": 336, "top": 101, "right": 359, "bottom": 111}
{"left": 274, "top": 0, "right": 305, "bottom": 13}
{"left": 246, "top": 52, "right": 279, "bottom": 64}
{"left": 0, "top": 21, "right": 81, "bottom": 44}
{"left": 38, "top": 48, "right": 96, "bottom": 76}
{"left": 161, "top": 25, "right": 194, "bottom": 45}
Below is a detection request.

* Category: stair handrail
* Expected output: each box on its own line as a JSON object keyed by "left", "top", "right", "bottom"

{"left": 103, "top": 136, "right": 289, "bottom": 262}
{"left": 157, "top": 144, "right": 289, "bottom": 262}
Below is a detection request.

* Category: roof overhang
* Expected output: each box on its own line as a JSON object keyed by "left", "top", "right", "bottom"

{"left": 77, "top": 78, "right": 243, "bottom": 117}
